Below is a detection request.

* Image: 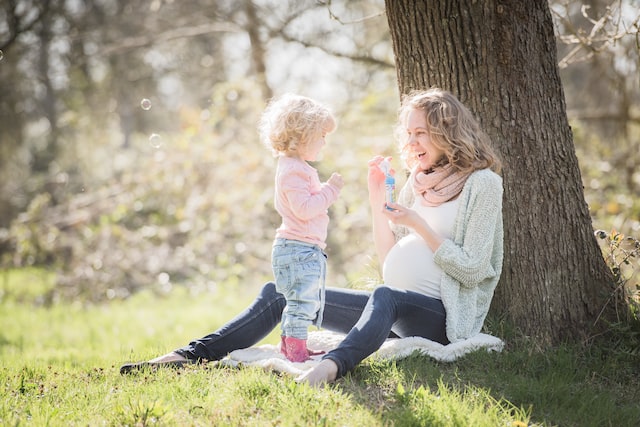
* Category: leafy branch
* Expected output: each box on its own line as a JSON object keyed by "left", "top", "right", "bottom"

{"left": 594, "top": 229, "right": 640, "bottom": 326}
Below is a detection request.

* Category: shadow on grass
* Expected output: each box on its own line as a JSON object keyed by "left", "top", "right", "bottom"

{"left": 332, "top": 335, "right": 640, "bottom": 427}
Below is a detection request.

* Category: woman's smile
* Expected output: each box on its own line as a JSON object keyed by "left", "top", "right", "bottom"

{"left": 406, "top": 109, "right": 445, "bottom": 169}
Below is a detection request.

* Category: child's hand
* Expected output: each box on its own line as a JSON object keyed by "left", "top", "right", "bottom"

{"left": 328, "top": 172, "right": 344, "bottom": 190}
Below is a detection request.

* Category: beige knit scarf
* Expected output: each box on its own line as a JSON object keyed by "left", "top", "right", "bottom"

{"left": 411, "top": 163, "right": 471, "bottom": 207}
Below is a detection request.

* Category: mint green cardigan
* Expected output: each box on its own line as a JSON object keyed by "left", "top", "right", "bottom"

{"left": 394, "top": 169, "right": 504, "bottom": 343}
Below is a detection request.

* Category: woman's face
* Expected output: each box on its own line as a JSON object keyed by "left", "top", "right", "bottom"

{"left": 405, "top": 109, "right": 446, "bottom": 170}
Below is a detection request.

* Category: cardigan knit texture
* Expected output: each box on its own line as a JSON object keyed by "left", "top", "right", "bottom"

{"left": 394, "top": 168, "right": 504, "bottom": 343}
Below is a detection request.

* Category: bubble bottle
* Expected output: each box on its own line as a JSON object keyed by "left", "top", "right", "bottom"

{"left": 379, "top": 159, "right": 395, "bottom": 210}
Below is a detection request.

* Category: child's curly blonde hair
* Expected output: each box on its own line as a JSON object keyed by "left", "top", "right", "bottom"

{"left": 259, "top": 93, "right": 336, "bottom": 156}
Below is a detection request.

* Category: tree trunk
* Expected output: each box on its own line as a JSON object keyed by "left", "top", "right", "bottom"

{"left": 385, "top": 0, "right": 613, "bottom": 345}
{"left": 32, "top": 10, "right": 59, "bottom": 174}
{"left": 244, "top": 0, "right": 273, "bottom": 100}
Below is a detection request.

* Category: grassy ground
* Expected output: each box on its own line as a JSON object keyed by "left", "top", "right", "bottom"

{"left": 1, "top": 268, "right": 639, "bottom": 426}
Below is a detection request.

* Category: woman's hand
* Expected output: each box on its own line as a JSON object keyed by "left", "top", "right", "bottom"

{"left": 367, "top": 155, "right": 394, "bottom": 206}
{"left": 381, "top": 202, "right": 421, "bottom": 229}
{"left": 383, "top": 202, "right": 444, "bottom": 252}
{"left": 368, "top": 155, "right": 398, "bottom": 265}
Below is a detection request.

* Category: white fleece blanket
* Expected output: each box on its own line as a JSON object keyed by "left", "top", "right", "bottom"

{"left": 218, "top": 330, "right": 504, "bottom": 376}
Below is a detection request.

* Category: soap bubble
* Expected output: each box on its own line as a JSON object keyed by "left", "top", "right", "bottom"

{"left": 140, "top": 98, "right": 152, "bottom": 110}
{"left": 226, "top": 90, "right": 238, "bottom": 101}
{"left": 149, "top": 133, "right": 163, "bottom": 148}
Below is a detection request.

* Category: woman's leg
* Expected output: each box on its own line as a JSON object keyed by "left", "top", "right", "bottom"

{"left": 177, "top": 283, "right": 374, "bottom": 361}
{"left": 176, "top": 282, "right": 286, "bottom": 361}
{"left": 121, "top": 283, "right": 375, "bottom": 374}
{"left": 320, "top": 286, "right": 371, "bottom": 334}
{"left": 320, "top": 286, "right": 447, "bottom": 378}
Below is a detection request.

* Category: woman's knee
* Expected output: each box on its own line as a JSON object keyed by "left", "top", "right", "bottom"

{"left": 369, "top": 285, "right": 398, "bottom": 315}
{"left": 371, "top": 285, "right": 395, "bottom": 301}
{"left": 261, "top": 281, "right": 278, "bottom": 297}
{"left": 261, "top": 282, "right": 286, "bottom": 304}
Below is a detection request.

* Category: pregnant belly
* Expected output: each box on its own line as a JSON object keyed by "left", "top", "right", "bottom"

{"left": 382, "top": 233, "right": 442, "bottom": 298}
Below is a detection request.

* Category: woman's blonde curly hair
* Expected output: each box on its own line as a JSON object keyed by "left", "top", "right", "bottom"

{"left": 259, "top": 93, "right": 336, "bottom": 156}
{"left": 395, "top": 88, "right": 501, "bottom": 174}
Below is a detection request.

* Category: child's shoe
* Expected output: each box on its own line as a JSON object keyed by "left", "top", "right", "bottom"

{"left": 282, "top": 336, "right": 310, "bottom": 362}
{"left": 279, "top": 336, "right": 289, "bottom": 358}
{"left": 282, "top": 336, "right": 325, "bottom": 362}
{"left": 280, "top": 336, "right": 326, "bottom": 362}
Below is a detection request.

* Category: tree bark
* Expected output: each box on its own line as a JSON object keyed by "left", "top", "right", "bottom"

{"left": 31, "top": 7, "right": 59, "bottom": 175}
{"left": 385, "top": 0, "right": 613, "bottom": 345}
{"left": 244, "top": 0, "right": 273, "bottom": 100}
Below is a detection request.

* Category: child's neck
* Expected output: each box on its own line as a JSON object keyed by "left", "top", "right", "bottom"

{"left": 285, "top": 153, "right": 305, "bottom": 162}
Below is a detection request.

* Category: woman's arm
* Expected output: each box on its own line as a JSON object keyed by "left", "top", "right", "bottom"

{"left": 433, "top": 171, "right": 503, "bottom": 287}
{"left": 368, "top": 156, "right": 396, "bottom": 265}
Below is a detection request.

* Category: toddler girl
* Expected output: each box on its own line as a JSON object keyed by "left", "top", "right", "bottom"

{"left": 259, "top": 93, "right": 344, "bottom": 362}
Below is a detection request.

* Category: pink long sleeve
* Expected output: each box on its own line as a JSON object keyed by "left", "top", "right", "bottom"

{"left": 274, "top": 156, "right": 340, "bottom": 248}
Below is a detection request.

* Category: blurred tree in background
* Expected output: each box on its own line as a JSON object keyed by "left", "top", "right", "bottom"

{"left": 552, "top": 0, "right": 640, "bottom": 232}
{"left": 0, "top": 0, "right": 637, "bottom": 309}
{"left": 0, "top": 0, "right": 396, "bottom": 301}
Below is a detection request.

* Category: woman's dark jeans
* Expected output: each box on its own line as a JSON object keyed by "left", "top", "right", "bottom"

{"left": 176, "top": 282, "right": 448, "bottom": 378}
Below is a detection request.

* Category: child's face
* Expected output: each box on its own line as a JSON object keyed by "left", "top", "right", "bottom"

{"left": 299, "top": 132, "right": 327, "bottom": 162}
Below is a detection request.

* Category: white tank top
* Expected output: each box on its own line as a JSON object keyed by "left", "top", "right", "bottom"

{"left": 382, "top": 197, "right": 460, "bottom": 299}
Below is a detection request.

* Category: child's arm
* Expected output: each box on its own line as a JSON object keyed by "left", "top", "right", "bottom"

{"left": 281, "top": 169, "right": 340, "bottom": 220}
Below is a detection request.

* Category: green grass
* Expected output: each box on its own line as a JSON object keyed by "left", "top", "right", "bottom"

{"left": 1, "top": 269, "right": 639, "bottom": 426}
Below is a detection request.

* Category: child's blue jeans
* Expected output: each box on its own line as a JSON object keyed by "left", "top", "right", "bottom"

{"left": 271, "top": 238, "right": 327, "bottom": 339}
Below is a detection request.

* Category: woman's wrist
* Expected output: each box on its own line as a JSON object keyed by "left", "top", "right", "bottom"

{"left": 369, "top": 192, "right": 384, "bottom": 206}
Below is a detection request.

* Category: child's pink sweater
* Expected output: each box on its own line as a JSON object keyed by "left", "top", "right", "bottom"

{"left": 274, "top": 156, "right": 340, "bottom": 249}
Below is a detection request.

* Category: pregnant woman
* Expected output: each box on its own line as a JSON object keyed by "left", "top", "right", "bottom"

{"left": 120, "top": 88, "right": 504, "bottom": 387}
